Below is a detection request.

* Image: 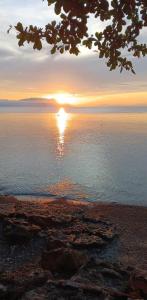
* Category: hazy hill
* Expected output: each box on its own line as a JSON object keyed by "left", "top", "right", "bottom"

{"left": 0, "top": 98, "right": 147, "bottom": 113}
{"left": 0, "top": 98, "right": 57, "bottom": 107}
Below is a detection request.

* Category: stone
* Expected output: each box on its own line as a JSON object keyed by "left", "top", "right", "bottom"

{"left": 72, "top": 234, "right": 106, "bottom": 249}
{"left": 0, "top": 282, "right": 23, "bottom": 300}
{"left": 21, "top": 280, "right": 106, "bottom": 300}
{"left": 45, "top": 230, "right": 76, "bottom": 247}
{"left": 47, "top": 237, "right": 67, "bottom": 250}
{"left": 21, "top": 288, "right": 48, "bottom": 300}
{"left": 71, "top": 259, "right": 129, "bottom": 294}
{"left": 0, "top": 266, "right": 53, "bottom": 300}
{"left": 129, "top": 269, "right": 147, "bottom": 297}
{"left": 3, "top": 218, "right": 40, "bottom": 243}
{"left": 97, "top": 227, "right": 116, "bottom": 241}
{"left": 58, "top": 279, "right": 104, "bottom": 294}
{"left": 0, "top": 284, "right": 8, "bottom": 299}
{"left": 41, "top": 248, "right": 88, "bottom": 277}
{"left": 63, "top": 223, "right": 87, "bottom": 235}
{"left": 27, "top": 215, "right": 53, "bottom": 228}
{"left": 86, "top": 223, "right": 116, "bottom": 241}
{"left": 27, "top": 213, "right": 73, "bottom": 231}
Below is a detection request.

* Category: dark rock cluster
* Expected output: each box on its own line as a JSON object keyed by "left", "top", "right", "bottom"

{"left": 0, "top": 197, "right": 146, "bottom": 299}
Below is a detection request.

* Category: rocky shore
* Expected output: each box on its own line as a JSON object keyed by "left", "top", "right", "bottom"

{"left": 0, "top": 195, "right": 146, "bottom": 299}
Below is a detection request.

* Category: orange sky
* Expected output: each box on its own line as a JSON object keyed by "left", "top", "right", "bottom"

{"left": 84, "top": 92, "right": 147, "bottom": 107}
{"left": 0, "top": 1, "right": 147, "bottom": 107}
{"left": 49, "top": 91, "right": 147, "bottom": 107}
{"left": 1, "top": 90, "right": 147, "bottom": 107}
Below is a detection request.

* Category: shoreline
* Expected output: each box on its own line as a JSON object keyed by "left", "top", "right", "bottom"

{"left": 0, "top": 195, "right": 146, "bottom": 298}
{"left": 1, "top": 194, "right": 147, "bottom": 269}
{"left": 5, "top": 193, "right": 147, "bottom": 207}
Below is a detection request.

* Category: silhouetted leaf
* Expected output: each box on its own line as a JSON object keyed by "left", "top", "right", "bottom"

{"left": 51, "top": 46, "right": 56, "bottom": 54}
{"left": 14, "top": 0, "right": 147, "bottom": 73}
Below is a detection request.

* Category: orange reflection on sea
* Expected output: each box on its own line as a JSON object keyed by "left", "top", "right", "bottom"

{"left": 56, "top": 108, "right": 69, "bottom": 158}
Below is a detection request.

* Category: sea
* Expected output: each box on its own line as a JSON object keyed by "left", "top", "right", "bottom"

{"left": 0, "top": 107, "right": 147, "bottom": 205}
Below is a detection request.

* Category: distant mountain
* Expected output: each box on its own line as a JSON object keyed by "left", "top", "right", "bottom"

{"left": 0, "top": 98, "right": 147, "bottom": 113}
{"left": 0, "top": 98, "right": 73, "bottom": 113}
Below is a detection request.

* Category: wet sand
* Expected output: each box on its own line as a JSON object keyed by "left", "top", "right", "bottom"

{"left": 87, "top": 202, "right": 147, "bottom": 270}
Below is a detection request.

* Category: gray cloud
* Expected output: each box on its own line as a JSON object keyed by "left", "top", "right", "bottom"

{"left": 0, "top": 47, "right": 16, "bottom": 59}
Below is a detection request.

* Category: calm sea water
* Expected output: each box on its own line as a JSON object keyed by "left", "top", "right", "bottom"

{"left": 0, "top": 110, "right": 147, "bottom": 205}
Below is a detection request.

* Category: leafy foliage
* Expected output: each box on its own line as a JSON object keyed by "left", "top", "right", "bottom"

{"left": 14, "top": 0, "right": 147, "bottom": 73}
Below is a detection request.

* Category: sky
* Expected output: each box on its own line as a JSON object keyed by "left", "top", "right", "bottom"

{"left": 0, "top": 0, "right": 147, "bottom": 106}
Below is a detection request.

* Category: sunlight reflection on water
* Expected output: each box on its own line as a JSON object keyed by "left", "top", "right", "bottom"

{"left": 56, "top": 108, "right": 69, "bottom": 159}
{"left": 0, "top": 112, "right": 147, "bottom": 204}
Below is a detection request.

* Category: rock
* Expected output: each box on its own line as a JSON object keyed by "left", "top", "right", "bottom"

{"left": 3, "top": 218, "right": 40, "bottom": 243}
{"left": 100, "top": 267, "right": 123, "bottom": 279}
{"left": 72, "top": 234, "right": 106, "bottom": 249}
{"left": 21, "top": 268, "right": 53, "bottom": 288}
{"left": 63, "top": 222, "right": 87, "bottom": 234}
{"left": 21, "top": 288, "right": 48, "bottom": 300}
{"left": 97, "top": 227, "right": 116, "bottom": 241}
{"left": 71, "top": 259, "right": 130, "bottom": 294}
{"left": 83, "top": 214, "right": 109, "bottom": 224}
{"left": 0, "top": 266, "right": 53, "bottom": 300}
{"left": 51, "top": 214, "right": 73, "bottom": 225}
{"left": 46, "top": 231, "right": 76, "bottom": 247}
{"left": 58, "top": 279, "right": 104, "bottom": 294}
{"left": 129, "top": 269, "right": 147, "bottom": 297}
{"left": 86, "top": 223, "right": 116, "bottom": 241}
{"left": 0, "top": 197, "right": 122, "bottom": 299}
{"left": 0, "top": 282, "right": 23, "bottom": 300}
{"left": 62, "top": 218, "right": 116, "bottom": 249}
{"left": 41, "top": 248, "right": 88, "bottom": 277}
{"left": 47, "top": 237, "right": 67, "bottom": 250}
{"left": 64, "top": 234, "right": 76, "bottom": 244}
{"left": 0, "top": 266, "right": 52, "bottom": 286}
{"left": 0, "top": 284, "right": 8, "bottom": 299}
{"left": 27, "top": 215, "right": 52, "bottom": 229}
{"left": 21, "top": 281, "right": 105, "bottom": 300}
{"left": 28, "top": 214, "right": 73, "bottom": 229}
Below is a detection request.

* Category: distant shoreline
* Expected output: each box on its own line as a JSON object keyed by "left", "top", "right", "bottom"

{"left": 0, "top": 194, "right": 146, "bottom": 207}
{"left": 1, "top": 107, "right": 147, "bottom": 114}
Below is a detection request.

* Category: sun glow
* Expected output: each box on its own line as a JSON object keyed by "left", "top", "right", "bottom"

{"left": 46, "top": 93, "right": 78, "bottom": 105}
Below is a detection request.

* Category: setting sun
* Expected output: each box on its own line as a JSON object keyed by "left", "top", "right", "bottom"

{"left": 45, "top": 93, "right": 78, "bottom": 105}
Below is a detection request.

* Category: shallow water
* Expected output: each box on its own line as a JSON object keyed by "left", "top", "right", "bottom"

{"left": 0, "top": 111, "right": 147, "bottom": 205}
